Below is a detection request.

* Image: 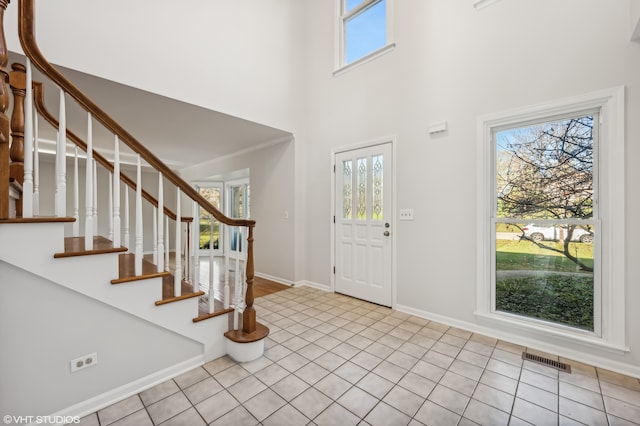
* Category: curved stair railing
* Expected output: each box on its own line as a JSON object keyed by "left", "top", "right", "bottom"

{"left": 0, "top": 0, "right": 267, "bottom": 343}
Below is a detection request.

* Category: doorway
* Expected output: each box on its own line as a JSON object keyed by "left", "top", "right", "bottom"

{"left": 334, "top": 142, "right": 393, "bottom": 306}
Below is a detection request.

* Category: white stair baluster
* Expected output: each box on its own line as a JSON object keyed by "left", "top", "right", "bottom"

{"left": 135, "top": 154, "right": 143, "bottom": 276}
{"left": 84, "top": 113, "right": 93, "bottom": 250}
{"left": 123, "top": 185, "right": 130, "bottom": 251}
{"left": 107, "top": 172, "right": 113, "bottom": 241}
{"left": 55, "top": 87, "right": 66, "bottom": 217}
{"left": 192, "top": 200, "right": 199, "bottom": 293}
{"left": 157, "top": 173, "right": 164, "bottom": 272}
{"left": 165, "top": 214, "right": 170, "bottom": 272}
{"left": 72, "top": 147, "right": 79, "bottom": 236}
{"left": 33, "top": 111, "right": 39, "bottom": 216}
{"left": 22, "top": 58, "right": 33, "bottom": 217}
{"left": 174, "top": 189, "right": 182, "bottom": 297}
{"left": 93, "top": 160, "right": 98, "bottom": 235}
{"left": 209, "top": 217, "right": 216, "bottom": 312}
{"left": 152, "top": 207, "right": 158, "bottom": 264}
{"left": 113, "top": 136, "right": 121, "bottom": 247}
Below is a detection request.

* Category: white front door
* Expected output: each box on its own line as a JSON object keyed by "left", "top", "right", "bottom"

{"left": 335, "top": 142, "right": 393, "bottom": 306}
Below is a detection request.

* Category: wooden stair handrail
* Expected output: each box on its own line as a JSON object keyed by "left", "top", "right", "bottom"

{"left": 17, "top": 0, "right": 253, "bottom": 229}
{"left": 17, "top": 0, "right": 263, "bottom": 337}
{"left": 30, "top": 80, "right": 190, "bottom": 223}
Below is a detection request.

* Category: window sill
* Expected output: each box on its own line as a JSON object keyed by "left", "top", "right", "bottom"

{"left": 333, "top": 43, "right": 396, "bottom": 77}
{"left": 474, "top": 311, "right": 630, "bottom": 355}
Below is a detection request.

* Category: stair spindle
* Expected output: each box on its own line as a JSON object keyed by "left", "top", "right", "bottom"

{"left": 22, "top": 58, "right": 33, "bottom": 217}
{"left": 157, "top": 172, "right": 164, "bottom": 272}
{"left": 209, "top": 217, "right": 216, "bottom": 312}
{"left": 93, "top": 159, "right": 98, "bottom": 235}
{"left": 0, "top": 1, "right": 9, "bottom": 219}
{"left": 152, "top": 207, "right": 157, "bottom": 264}
{"left": 174, "top": 188, "right": 181, "bottom": 297}
{"left": 84, "top": 112, "right": 93, "bottom": 250}
{"left": 123, "top": 185, "right": 130, "bottom": 251}
{"left": 165, "top": 214, "right": 170, "bottom": 272}
{"left": 55, "top": 87, "right": 66, "bottom": 217}
{"left": 33, "top": 111, "right": 39, "bottom": 215}
{"left": 112, "top": 136, "right": 121, "bottom": 247}
{"left": 107, "top": 172, "right": 113, "bottom": 241}
{"left": 134, "top": 154, "right": 143, "bottom": 275}
{"left": 72, "top": 147, "right": 79, "bottom": 236}
{"left": 192, "top": 200, "right": 199, "bottom": 293}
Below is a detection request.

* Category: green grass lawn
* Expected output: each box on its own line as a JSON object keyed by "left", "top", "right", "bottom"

{"left": 495, "top": 238, "right": 594, "bottom": 330}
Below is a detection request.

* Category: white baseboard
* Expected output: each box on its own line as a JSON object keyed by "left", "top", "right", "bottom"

{"left": 45, "top": 355, "right": 205, "bottom": 424}
{"left": 395, "top": 304, "right": 640, "bottom": 380}
{"left": 255, "top": 272, "right": 293, "bottom": 287}
{"left": 294, "top": 280, "right": 331, "bottom": 291}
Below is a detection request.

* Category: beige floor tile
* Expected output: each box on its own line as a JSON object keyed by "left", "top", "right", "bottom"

{"left": 146, "top": 392, "right": 191, "bottom": 424}
{"left": 364, "top": 401, "right": 411, "bottom": 426}
{"left": 97, "top": 395, "right": 144, "bottom": 426}
{"left": 382, "top": 385, "right": 425, "bottom": 417}
{"left": 428, "top": 384, "right": 471, "bottom": 415}
{"left": 337, "top": 386, "right": 379, "bottom": 418}
{"left": 414, "top": 400, "right": 461, "bottom": 426}
{"left": 290, "top": 387, "right": 333, "bottom": 420}
{"left": 244, "top": 388, "right": 287, "bottom": 422}
{"left": 464, "top": 399, "right": 510, "bottom": 426}
{"left": 472, "top": 383, "right": 514, "bottom": 413}
{"left": 314, "top": 372, "right": 353, "bottom": 400}
{"left": 559, "top": 396, "right": 608, "bottom": 426}
{"left": 357, "top": 372, "right": 394, "bottom": 399}
{"left": 183, "top": 377, "right": 223, "bottom": 405}
{"left": 314, "top": 402, "right": 360, "bottom": 426}
{"left": 271, "top": 373, "right": 310, "bottom": 401}
{"left": 262, "top": 403, "right": 310, "bottom": 426}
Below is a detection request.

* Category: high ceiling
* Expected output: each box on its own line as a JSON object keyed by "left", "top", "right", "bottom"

{"left": 8, "top": 52, "right": 292, "bottom": 170}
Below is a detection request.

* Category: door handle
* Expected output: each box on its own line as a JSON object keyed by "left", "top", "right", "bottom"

{"left": 384, "top": 231, "right": 390, "bottom": 237}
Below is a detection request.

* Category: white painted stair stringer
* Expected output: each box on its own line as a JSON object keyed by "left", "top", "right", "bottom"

{"left": 0, "top": 222, "right": 227, "bottom": 361}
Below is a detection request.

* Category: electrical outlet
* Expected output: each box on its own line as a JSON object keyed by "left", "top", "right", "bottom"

{"left": 399, "top": 209, "right": 414, "bottom": 220}
{"left": 70, "top": 352, "right": 98, "bottom": 372}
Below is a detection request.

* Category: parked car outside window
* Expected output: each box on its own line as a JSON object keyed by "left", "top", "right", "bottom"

{"left": 521, "top": 224, "right": 593, "bottom": 243}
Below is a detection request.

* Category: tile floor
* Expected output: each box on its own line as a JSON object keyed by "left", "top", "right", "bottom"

{"left": 75, "top": 287, "right": 640, "bottom": 425}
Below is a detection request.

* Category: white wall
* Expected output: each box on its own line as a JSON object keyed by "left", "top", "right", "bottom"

{"left": 4, "top": 0, "right": 304, "bottom": 132}
{"left": 299, "top": 0, "right": 640, "bottom": 374}
{"left": 0, "top": 261, "right": 202, "bottom": 416}
{"left": 180, "top": 139, "right": 296, "bottom": 284}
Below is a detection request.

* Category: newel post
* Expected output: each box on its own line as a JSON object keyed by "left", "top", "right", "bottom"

{"left": 0, "top": 0, "right": 10, "bottom": 219}
{"left": 242, "top": 225, "right": 256, "bottom": 334}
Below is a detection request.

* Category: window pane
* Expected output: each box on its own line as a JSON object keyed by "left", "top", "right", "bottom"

{"left": 198, "top": 187, "right": 221, "bottom": 251}
{"left": 345, "top": 0, "right": 365, "bottom": 12}
{"left": 343, "top": 160, "right": 353, "bottom": 219}
{"left": 372, "top": 154, "right": 383, "bottom": 220}
{"left": 496, "top": 115, "right": 594, "bottom": 220}
{"left": 345, "top": 0, "right": 386, "bottom": 64}
{"left": 495, "top": 222, "right": 595, "bottom": 331}
{"left": 357, "top": 158, "right": 367, "bottom": 220}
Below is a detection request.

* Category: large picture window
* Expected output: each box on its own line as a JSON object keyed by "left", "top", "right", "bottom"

{"left": 494, "top": 113, "right": 598, "bottom": 332}
{"left": 476, "top": 87, "right": 626, "bottom": 351}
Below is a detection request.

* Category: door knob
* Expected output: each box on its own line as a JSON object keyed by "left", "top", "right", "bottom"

{"left": 384, "top": 231, "right": 390, "bottom": 237}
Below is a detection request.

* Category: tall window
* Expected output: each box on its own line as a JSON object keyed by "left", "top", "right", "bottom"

{"left": 494, "top": 113, "right": 598, "bottom": 332}
{"left": 477, "top": 87, "right": 626, "bottom": 351}
{"left": 338, "top": 0, "right": 393, "bottom": 69}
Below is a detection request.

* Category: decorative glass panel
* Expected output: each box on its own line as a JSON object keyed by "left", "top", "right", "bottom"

{"left": 372, "top": 154, "right": 383, "bottom": 220}
{"left": 357, "top": 158, "right": 367, "bottom": 220}
{"left": 343, "top": 160, "right": 353, "bottom": 219}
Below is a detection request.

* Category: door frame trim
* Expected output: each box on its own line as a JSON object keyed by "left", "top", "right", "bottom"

{"left": 330, "top": 136, "right": 397, "bottom": 308}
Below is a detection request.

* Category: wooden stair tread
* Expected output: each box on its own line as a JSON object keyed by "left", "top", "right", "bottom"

{"left": 155, "top": 275, "right": 205, "bottom": 306}
{"left": 0, "top": 216, "right": 75, "bottom": 224}
{"left": 54, "top": 236, "right": 127, "bottom": 258}
{"left": 111, "top": 253, "right": 171, "bottom": 284}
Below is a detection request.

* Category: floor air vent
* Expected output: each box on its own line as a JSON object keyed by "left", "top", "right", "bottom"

{"left": 522, "top": 352, "right": 571, "bottom": 373}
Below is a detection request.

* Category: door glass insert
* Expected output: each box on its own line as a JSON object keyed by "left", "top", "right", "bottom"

{"left": 372, "top": 154, "right": 383, "bottom": 220}
{"left": 357, "top": 158, "right": 367, "bottom": 220}
{"left": 343, "top": 160, "right": 353, "bottom": 219}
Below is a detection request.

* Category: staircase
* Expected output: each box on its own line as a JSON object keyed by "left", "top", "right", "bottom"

{"left": 0, "top": 0, "right": 269, "bottom": 418}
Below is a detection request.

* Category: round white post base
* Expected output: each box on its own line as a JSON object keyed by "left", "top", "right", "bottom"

{"left": 225, "top": 337, "right": 265, "bottom": 362}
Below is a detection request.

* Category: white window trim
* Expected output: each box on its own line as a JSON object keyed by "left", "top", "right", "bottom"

{"left": 476, "top": 87, "right": 627, "bottom": 353}
{"left": 334, "top": 0, "right": 395, "bottom": 75}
